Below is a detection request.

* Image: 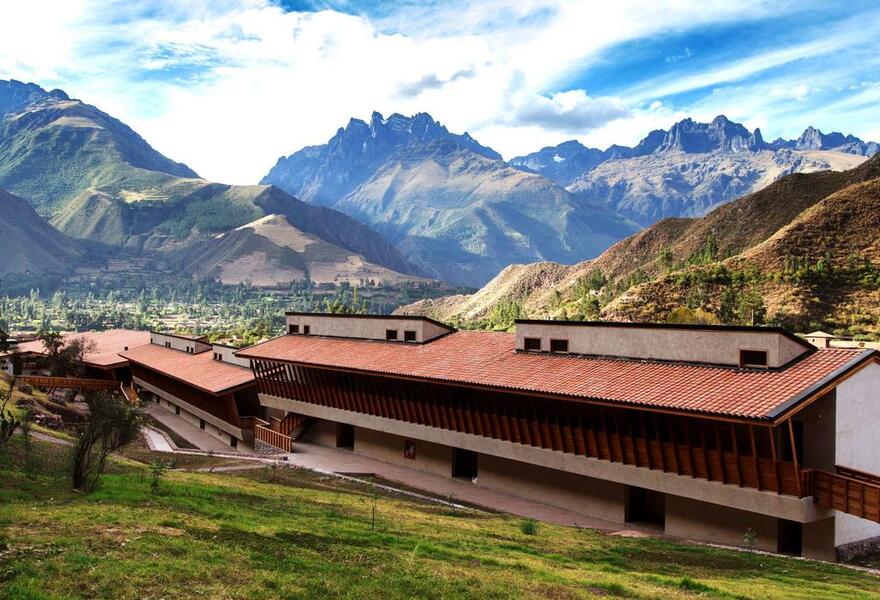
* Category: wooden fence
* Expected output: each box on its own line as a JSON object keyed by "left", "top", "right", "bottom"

{"left": 255, "top": 424, "right": 292, "bottom": 453}
{"left": 17, "top": 376, "right": 119, "bottom": 391}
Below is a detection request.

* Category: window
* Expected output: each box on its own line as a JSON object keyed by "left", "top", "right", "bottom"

{"left": 550, "top": 339, "right": 569, "bottom": 353}
{"left": 303, "top": 325, "right": 310, "bottom": 335}
{"left": 289, "top": 324, "right": 299, "bottom": 334}
{"left": 523, "top": 337, "right": 541, "bottom": 352}
{"left": 165, "top": 341, "right": 171, "bottom": 348}
{"left": 230, "top": 437, "right": 238, "bottom": 448}
{"left": 740, "top": 349, "right": 768, "bottom": 368}
{"left": 404, "top": 330, "right": 417, "bottom": 342}
{"left": 404, "top": 439, "right": 416, "bottom": 460}
{"left": 386, "top": 329, "right": 399, "bottom": 341}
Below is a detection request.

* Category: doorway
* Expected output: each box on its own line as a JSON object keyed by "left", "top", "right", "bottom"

{"left": 452, "top": 448, "right": 478, "bottom": 480}
{"left": 777, "top": 519, "right": 802, "bottom": 555}
{"left": 336, "top": 423, "right": 355, "bottom": 450}
{"left": 625, "top": 486, "right": 665, "bottom": 528}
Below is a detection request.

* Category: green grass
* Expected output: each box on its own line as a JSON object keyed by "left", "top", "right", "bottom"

{"left": 1, "top": 438, "right": 879, "bottom": 599}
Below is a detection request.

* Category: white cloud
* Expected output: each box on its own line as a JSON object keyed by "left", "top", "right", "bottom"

{"left": 0, "top": 0, "right": 873, "bottom": 184}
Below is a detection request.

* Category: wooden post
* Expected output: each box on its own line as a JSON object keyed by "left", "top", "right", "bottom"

{"left": 769, "top": 427, "right": 781, "bottom": 494}
{"left": 667, "top": 415, "right": 681, "bottom": 475}
{"left": 788, "top": 419, "right": 802, "bottom": 497}
{"left": 749, "top": 425, "right": 762, "bottom": 491}
{"left": 730, "top": 423, "right": 742, "bottom": 487}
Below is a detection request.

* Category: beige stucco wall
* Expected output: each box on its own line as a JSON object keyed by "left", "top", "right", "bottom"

{"left": 665, "top": 495, "right": 779, "bottom": 553}
{"left": 514, "top": 323, "right": 808, "bottom": 368}
{"left": 478, "top": 454, "right": 626, "bottom": 522}
{"left": 214, "top": 345, "right": 251, "bottom": 368}
{"left": 834, "top": 361, "right": 880, "bottom": 546}
{"left": 797, "top": 391, "right": 836, "bottom": 472}
{"left": 285, "top": 314, "right": 450, "bottom": 343}
{"left": 803, "top": 517, "right": 836, "bottom": 562}
{"left": 261, "top": 394, "right": 830, "bottom": 523}
{"left": 301, "top": 418, "right": 338, "bottom": 447}
{"left": 354, "top": 427, "right": 452, "bottom": 478}
{"left": 150, "top": 333, "right": 212, "bottom": 355}
{"left": 135, "top": 377, "right": 243, "bottom": 440}
{"left": 148, "top": 390, "right": 238, "bottom": 447}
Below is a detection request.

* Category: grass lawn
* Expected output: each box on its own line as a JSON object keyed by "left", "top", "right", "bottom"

{"left": 1, "top": 437, "right": 879, "bottom": 599}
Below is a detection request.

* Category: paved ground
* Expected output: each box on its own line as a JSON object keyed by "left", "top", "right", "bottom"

{"left": 144, "top": 404, "right": 239, "bottom": 453}
{"left": 284, "top": 442, "right": 633, "bottom": 531}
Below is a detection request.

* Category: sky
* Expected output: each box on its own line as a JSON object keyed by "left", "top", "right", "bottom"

{"left": 1, "top": 0, "right": 878, "bottom": 184}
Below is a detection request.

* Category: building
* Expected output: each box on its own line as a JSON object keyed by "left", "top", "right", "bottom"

{"left": 120, "top": 332, "right": 259, "bottom": 448}
{"left": 236, "top": 312, "right": 880, "bottom": 562}
{"left": 806, "top": 331, "right": 880, "bottom": 352}
{"left": 2, "top": 329, "right": 150, "bottom": 380}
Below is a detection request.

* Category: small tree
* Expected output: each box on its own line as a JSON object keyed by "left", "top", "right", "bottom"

{"left": 149, "top": 459, "right": 168, "bottom": 495}
{"left": 70, "top": 391, "right": 143, "bottom": 493}
{"left": 0, "top": 377, "right": 20, "bottom": 451}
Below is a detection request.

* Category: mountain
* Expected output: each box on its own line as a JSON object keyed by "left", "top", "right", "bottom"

{"left": 172, "top": 214, "right": 421, "bottom": 286}
{"left": 511, "top": 116, "right": 875, "bottom": 226}
{"left": 0, "top": 80, "right": 423, "bottom": 281}
{"left": 0, "top": 187, "right": 81, "bottom": 288}
{"left": 262, "top": 111, "right": 639, "bottom": 286}
{"left": 770, "top": 126, "right": 880, "bottom": 156}
{"left": 400, "top": 154, "right": 880, "bottom": 337}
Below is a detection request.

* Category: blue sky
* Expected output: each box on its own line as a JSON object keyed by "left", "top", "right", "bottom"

{"left": 0, "top": 0, "right": 878, "bottom": 183}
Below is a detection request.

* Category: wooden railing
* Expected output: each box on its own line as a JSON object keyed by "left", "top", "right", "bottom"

{"left": 239, "top": 416, "right": 269, "bottom": 431}
{"left": 255, "top": 424, "right": 292, "bottom": 453}
{"left": 836, "top": 465, "right": 880, "bottom": 487}
{"left": 802, "top": 468, "right": 880, "bottom": 523}
{"left": 18, "top": 376, "right": 119, "bottom": 391}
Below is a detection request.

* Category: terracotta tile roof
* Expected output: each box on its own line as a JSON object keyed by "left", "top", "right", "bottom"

{"left": 237, "top": 331, "right": 878, "bottom": 420}
{"left": 13, "top": 329, "right": 151, "bottom": 368}
{"left": 120, "top": 344, "right": 254, "bottom": 395}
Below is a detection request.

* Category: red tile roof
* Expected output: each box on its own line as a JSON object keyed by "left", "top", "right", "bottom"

{"left": 237, "top": 331, "right": 877, "bottom": 420}
{"left": 120, "top": 344, "right": 254, "bottom": 395}
{"left": 13, "top": 330, "right": 151, "bottom": 368}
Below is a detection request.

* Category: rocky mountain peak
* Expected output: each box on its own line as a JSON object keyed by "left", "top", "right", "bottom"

{"left": 655, "top": 115, "right": 761, "bottom": 153}
{"left": 0, "top": 79, "right": 68, "bottom": 118}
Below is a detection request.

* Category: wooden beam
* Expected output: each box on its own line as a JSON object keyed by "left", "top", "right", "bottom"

{"left": 788, "top": 419, "right": 802, "bottom": 497}
{"left": 769, "top": 427, "right": 781, "bottom": 494}
{"left": 730, "top": 423, "right": 742, "bottom": 487}
{"left": 749, "top": 425, "right": 762, "bottom": 491}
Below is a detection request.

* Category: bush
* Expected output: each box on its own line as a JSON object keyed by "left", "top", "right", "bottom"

{"left": 519, "top": 519, "right": 539, "bottom": 535}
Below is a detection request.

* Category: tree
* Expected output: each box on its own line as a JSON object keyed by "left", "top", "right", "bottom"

{"left": 0, "top": 377, "right": 21, "bottom": 451}
{"left": 37, "top": 330, "right": 97, "bottom": 377}
{"left": 737, "top": 287, "right": 767, "bottom": 326}
{"left": 70, "top": 391, "right": 143, "bottom": 493}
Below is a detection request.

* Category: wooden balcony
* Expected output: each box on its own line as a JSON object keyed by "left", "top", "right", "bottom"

{"left": 802, "top": 468, "right": 880, "bottom": 523}
{"left": 17, "top": 375, "right": 120, "bottom": 391}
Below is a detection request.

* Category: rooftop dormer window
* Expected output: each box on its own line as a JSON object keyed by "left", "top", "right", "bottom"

{"left": 289, "top": 324, "right": 299, "bottom": 334}
{"left": 550, "top": 339, "right": 569, "bottom": 353}
{"left": 740, "top": 349, "right": 768, "bottom": 369}
{"left": 404, "top": 330, "right": 417, "bottom": 342}
{"left": 523, "top": 337, "right": 541, "bottom": 352}
{"left": 386, "top": 329, "right": 399, "bottom": 341}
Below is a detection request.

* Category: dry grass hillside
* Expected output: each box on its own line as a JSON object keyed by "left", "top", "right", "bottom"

{"left": 399, "top": 155, "right": 880, "bottom": 337}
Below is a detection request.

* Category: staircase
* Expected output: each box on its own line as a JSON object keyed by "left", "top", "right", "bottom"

{"left": 275, "top": 413, "right": 314, "bottom": 441}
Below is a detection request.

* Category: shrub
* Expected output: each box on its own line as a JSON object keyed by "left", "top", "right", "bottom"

{"left": 519, "top": 519, "right": 539, "bottom": 535}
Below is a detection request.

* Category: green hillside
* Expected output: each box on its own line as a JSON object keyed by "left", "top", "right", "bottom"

{"left": 0, "top": 80, "right": 423, "bottom": 279}
{"left": 2, "top": 433, "right": 879, "bottom": 599}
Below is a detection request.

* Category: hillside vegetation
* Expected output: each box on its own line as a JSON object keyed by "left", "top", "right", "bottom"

{"left": 2, "top": 434, "right": 880, "bottom": 599}
{"left": 400, "top": 155, "right": 880, "bottom": 338}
